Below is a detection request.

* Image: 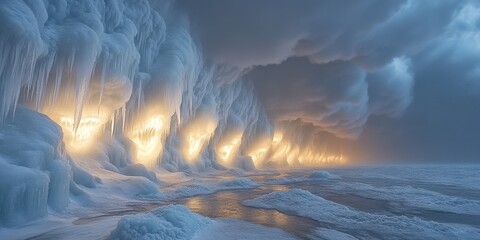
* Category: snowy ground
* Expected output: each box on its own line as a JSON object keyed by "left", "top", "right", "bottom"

{"left": 1, "top": 165, "right": 480, "bottom": 240}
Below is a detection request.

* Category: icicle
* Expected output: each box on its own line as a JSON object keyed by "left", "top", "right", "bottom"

{"left": 97, "top": 55, "right": 107, "bottom": 113}
{"left": 110, "top": 113, "right": 115, "bottom": 137}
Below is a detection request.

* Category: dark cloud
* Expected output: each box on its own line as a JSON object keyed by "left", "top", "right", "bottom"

{"left": 179, "top": 0, "right": 480, "bottom": 162}
{"left": 248, "top": 57, "right": 413, "bottom": 139}
{"left": 180, "top": 0, "right": 405, "bottom": 67}
{"left": 351, "top": 3, "right": 480, "bottom": 163}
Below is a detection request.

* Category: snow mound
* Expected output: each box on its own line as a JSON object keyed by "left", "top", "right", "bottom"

{"left": 109, "top": 177, "right": 164, "bottom": 200}
{"left": 109, "top": 205, "right": 212, "bottom": 240}
{"left": 308, "top": 170, "right": 340, "bottom": 180}
{"left": 121, "top": 164, "right": 158, "bottom": 183}
{"left": 265, "top": 177, "right": 307, "bottom": 185}
{"left": 0, "top": 107, "right": 71, "bottom": 227}
{"left": 168, "top": 178, "right": 259, "bottom": 199}
{"left": 244, "top": 189, "right": 480, "bottom": 240}
{"left": 170, "top": 183, "right": 213, "bottom": 198}
{"left": 218, "top": 178, "right": 259, "bottom": 189}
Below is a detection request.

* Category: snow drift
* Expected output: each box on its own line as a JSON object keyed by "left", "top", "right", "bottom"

{"left": 109, "top": 205, "right": 212, "bottom": 240}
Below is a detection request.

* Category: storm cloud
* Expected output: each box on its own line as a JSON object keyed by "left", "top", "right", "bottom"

{"left": 181, "top": 0, "right": 480, "bottom": 162}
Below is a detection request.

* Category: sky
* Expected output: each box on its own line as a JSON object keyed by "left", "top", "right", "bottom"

{"left": 180, "top": 0, "right": 480, "bottom": 163}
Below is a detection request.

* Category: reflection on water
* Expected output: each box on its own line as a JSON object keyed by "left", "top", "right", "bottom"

{"left": 175, "top": 186, "right": 320, "bottom": 239}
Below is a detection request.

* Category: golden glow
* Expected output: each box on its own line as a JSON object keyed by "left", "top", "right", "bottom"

{"left": 267, "top": 130, "right": 347, "bottom": 167}
{"left": 248, "top": 147, "right": 269, "bottom": 164}
{"left": 272, "top": 131, "right": 283, "bottom": 145}
{"left": 186, "top": 132, "right": 210, "bottom": 160}
{"left": 129, "top": 115, "right": 165, "bottom": 167}
{"left": 298, "top": 150, "right": 347, "bottom": 167}
{"left": 216, "top": 137, "right": 241, "bottom": 165}
{"left": 58, "top": 116, "right": 102, "bottom": 151}
{"left": 182, "top": 118, "right": 217, "bottom": 162}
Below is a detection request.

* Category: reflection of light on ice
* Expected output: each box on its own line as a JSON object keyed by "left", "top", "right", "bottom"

{"left": 59, "top": 117, "right": 101, "bottom": 150}
{"left": 129, "top": 115, "right": 165, "bottom": 167}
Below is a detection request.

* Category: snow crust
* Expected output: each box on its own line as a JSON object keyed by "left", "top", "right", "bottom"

{"left": 243, "top": 189, "right": 480, "bottom": 240}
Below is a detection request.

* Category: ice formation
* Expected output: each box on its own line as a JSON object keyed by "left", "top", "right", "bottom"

{"left": 109, "top": 205, "right": 213, "bottom": 240}
{"left": 0, "top": 0, "right": 347, "bottom": 174}
{"left": 0, "top": 106, "right": 71, "bottom": 226}
{"left": 1, "top": 0, "right": 463, "bottom": 227}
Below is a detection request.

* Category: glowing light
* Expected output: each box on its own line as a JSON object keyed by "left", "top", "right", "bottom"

{"left": 248, "top": 147, "right": 269, "bottom": 164}
{"left": 182, "top": 118, "right": 217, "bottom": 162}
{"left": 129, "top": 115, "right": 165, "bottom": 167}
{"left": 216, "top": 137, "right": 241, "bottom": 164}
{"left": 272, "top": 131, "right": 283, "bottom": 145}
{"left": 58, "top": 117, "right": 102, "bottom": 151}
{"left": 186, "top": 132, "right": 210, "bottom": 160}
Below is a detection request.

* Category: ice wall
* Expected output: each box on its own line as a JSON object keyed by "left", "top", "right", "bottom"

{"left": 0, "top": 0, "right": 349, "bottom": 186}
{"left": 0, "top": 106, "right": 71, "bottom": 226}
{"left": 0, "top": 0, "right": 278, "bottom": 172}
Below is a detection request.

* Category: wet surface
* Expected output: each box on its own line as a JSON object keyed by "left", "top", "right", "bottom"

{"left": 175, "top": 186, "right": 321, "bottom": 239}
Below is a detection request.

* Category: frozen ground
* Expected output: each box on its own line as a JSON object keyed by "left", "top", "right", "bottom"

{"left": 1, "top": 165, "right": 480, "bottom": 239}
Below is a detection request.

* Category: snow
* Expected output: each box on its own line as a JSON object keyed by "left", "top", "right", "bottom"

{"left": 120, "top": 164, "right": 158, "bottom": 183}
{"left": 166, "top": 178, "right": 259, "bottom": 199}
{"left": 263, "top": 170, "right": 339, "bottom": 185}
{"left": 109, "top": 204, "right": 297, "bottom": 240}
{"left": 218, "top": 178, "right": 259, "bottom": 189}
{"left": 308, "top": 170, "right": 341, "bottom": 180}
{"left": 332, "top": 182, "right": 480, "bottom": 215}
{"left": 193, "top": 218, "right": 297, "bottom": 240}
{"left": 0, "top": 106, "right": 71, "bottom": 226}
{"left": 109, "top": 205, "right": 212, "bottom": 240}
{"left": 243, "top": 189, "right": 480, "bottom": 240}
